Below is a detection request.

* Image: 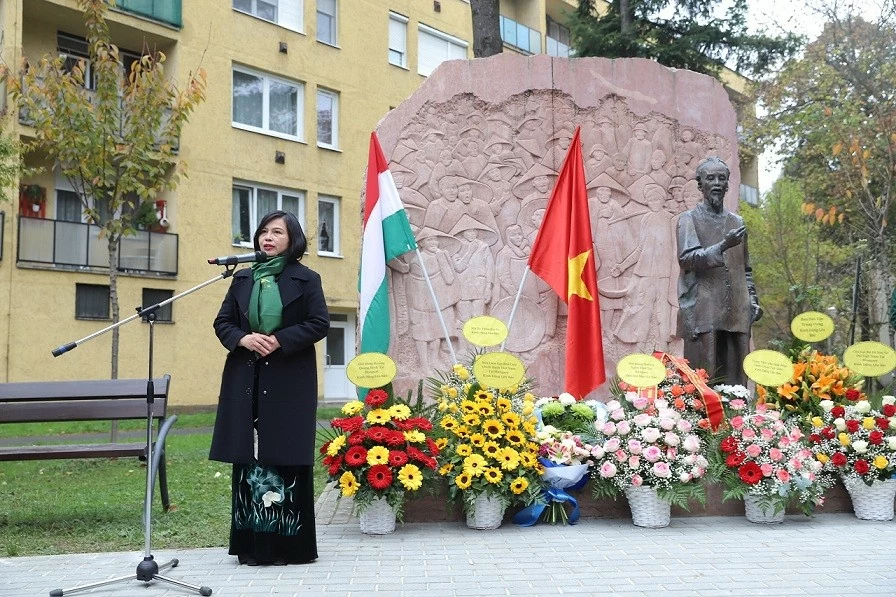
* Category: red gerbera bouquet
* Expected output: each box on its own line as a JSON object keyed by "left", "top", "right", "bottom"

{"left": 320, "top": 387, "right": 440, "bottom": 518}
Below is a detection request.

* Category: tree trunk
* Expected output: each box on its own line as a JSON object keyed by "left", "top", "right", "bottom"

{"left": 470, "top": 0, "right": 503, "bottom": 58}
{"left": 620, "top": 0, "right": 634, "bottom": 37}
{"left": 108, "top": 234, "right": 120, "bottom": 442}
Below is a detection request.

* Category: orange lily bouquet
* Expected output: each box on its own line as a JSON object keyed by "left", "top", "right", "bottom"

{"left": 757, "top": 349, "right": 865, "bottom": 420}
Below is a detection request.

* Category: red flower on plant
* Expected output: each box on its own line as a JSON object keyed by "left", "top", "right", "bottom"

{"left": 845, "top": 419, "right": 860, "bottom": 433}
{"left": 408, "top": 417, "right": 434, "bottom": 431}
{"left": 365, "top": 389, "right": 389, "bottom": 408}
{"left": 869, "top": 431, "right": 884, "bottom": 446}
{"left": 831, "top": 452, "right": 847, "bottom": 467}
{"left": 670, "top": 385, "right": 684, "bottom": 397}
{"left": 344, "top": 446, "right": 368, "bottom": 468}
{"left": 684, "top": 384, "right": 696, "bottom": 394}
{"left": 854, "top": 459, "right": 870, "bottom": 475}
{"left": 385, "top": 430, "right": 407, "bottom": 446}
{"left": 421, "top": 455, "right": 438, "bottom": 470}
{"left": 320, "top": 441, "right": 330, "bottom": 455}
{"left": 692, "top": 399, "right": 704, "bottom": 411}
{"left": 737, "top": 462, "right": 763, "bottom": 485}
{"left": 876, "top": 418, "right": 891, "bottom": 430}
{"left": 388, "top": 450, "right": 409, "bottom": 467}
{"left": 367, "top": 464, "right": 393, "bottom": 490}
{"left": 845, "top": 389, "right": 861, "bottom": 402}
{"left": 347, "top": 430, "right": 365, "bottom": 445}
{"left": 331, "top": 416, "right": 364, "bottom": 433}
{"left": 831, "top": 406, "right": 845, "bottom": 419}
{"left": 366, "top": 426, "right": 389, "bottom": 443}
{"left": 720, "top": 437, "right": 739, "bottom": 453}
{"left": 406, "top": 445, "right": 429, "bottom": 464}
{"left": 821, "top": 427, "right": 836, "bottom": 440}
{"left": 726, "top": 452, "right": 747, "bottom": 467}
{"left": 327, "top": 454, "right": 344, "bottom": 476}
{"left": 809, "top": 433, "right": 822, "bottom": 444}
{"left": 426, "top": 437, "right": 441, "bottom": 456}
{"left": 884, "top": 404, "right": 896, "bottom": 417}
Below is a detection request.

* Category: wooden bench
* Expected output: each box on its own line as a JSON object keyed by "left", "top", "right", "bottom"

{"left": 0, "top": 375, "right": 174, "bottom": 512}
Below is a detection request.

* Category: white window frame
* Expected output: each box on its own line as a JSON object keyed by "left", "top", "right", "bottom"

{"left": 232, "top": 0, "right": 303, "bottom": 33}
{"left": 232, "top": 65, "right": 304, "bottom": 142}
{"left": 232, "top": 181, "right": 306, "bottom": 247}
{"left": 417, "top": 24, "right": 469, "bottom": 77}
{"left": 317, "top": 195, "right": 341, "bottom": 257}
{"left": 388, "top": 12, "right": 409, "bottom": 69}
{"left": 316, "top": 88, "right": 339, "bottom": 150}
{"left": 316, "top": 0, "right": 338, "bottom": 46}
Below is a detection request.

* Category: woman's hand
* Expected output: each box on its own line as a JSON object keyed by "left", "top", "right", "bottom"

{"left": 238, "top": 332, "right": 282, "bottom": 356}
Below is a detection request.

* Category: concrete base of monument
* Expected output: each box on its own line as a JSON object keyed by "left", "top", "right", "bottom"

{"left": 402, "top": 480, "right": 856, "bottom": 523}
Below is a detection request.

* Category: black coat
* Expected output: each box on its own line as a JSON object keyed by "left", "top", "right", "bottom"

{"left": 209, "top": 261, "right": 330, "bottom": 466}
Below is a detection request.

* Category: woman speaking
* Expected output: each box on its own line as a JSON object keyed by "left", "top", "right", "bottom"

{"left": 209, "top": 210, "right": 330, "bottom": 566}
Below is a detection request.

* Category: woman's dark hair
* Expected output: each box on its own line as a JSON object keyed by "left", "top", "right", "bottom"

{"left": 253, "top": 210, "right": 307, "bottom": 262}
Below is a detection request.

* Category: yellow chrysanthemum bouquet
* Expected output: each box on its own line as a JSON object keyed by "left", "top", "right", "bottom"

{"left": 429, "top": 361, "right": 544, "bottom": 515}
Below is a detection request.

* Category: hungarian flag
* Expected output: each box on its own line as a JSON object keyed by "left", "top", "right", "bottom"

{"left": 528, "top": 127, "right": 605, "bottom": 398}
{"left": 359, "top": 132, "right": 417, "bottom": 354}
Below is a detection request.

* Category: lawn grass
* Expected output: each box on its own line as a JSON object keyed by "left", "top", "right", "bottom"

{"left": 0, "top": 406, "right": 343, "bottom": 557}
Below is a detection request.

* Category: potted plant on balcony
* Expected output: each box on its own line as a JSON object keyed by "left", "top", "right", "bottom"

{"left": 133, "top": 200, "right": 160, "bottom": 230}
{"left": 19, "top": 184, "right": 45, "bottom": 218}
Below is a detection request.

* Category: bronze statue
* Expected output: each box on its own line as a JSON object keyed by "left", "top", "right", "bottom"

{"left": 676, "top": 157, "right": 761, "bottom": 385}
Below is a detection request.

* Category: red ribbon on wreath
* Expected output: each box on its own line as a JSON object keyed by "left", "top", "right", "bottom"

{"left": 652, "top": 351, "right": 725, "bottom": 431}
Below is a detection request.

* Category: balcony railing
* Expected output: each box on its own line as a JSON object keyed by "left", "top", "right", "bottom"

{"left": 500, "top": 15, "right": 541, "bottom": 55}
{"left": 17, "top": 217, "right": 178, "bottom": 275}
{"left": 114, "top": 0, "right": 183, "bottom": 28}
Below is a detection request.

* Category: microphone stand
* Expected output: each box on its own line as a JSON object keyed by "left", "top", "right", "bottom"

{"left": 48, "top": 266, "right": 239, "bottom": 597}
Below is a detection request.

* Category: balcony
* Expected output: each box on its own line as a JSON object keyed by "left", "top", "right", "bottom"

{"left": 114, "top": 0, "right": 182, "bottom": 28}
{"left": 17, "top": 217, "right": 178, "bottom": 275}
{"left": 499, "top": 15, "right": 541, "bottom": 55}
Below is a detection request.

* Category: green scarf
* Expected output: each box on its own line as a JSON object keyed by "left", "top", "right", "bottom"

{"left": 248, "top": 256, "right": 287, "bottom": 334}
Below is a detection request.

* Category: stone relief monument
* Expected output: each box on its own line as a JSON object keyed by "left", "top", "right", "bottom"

{"left": 372, "top": 55, "right": 742, "bottom": 397}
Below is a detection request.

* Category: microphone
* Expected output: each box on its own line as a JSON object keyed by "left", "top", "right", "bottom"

{"left": 208, "top": 251, "right": 268, "bottom": 265}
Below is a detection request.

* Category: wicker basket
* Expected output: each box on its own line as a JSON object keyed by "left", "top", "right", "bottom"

{"left": 465, "top": 494, "right": 505, "bottom": 530}
{"left": 744, "top": 495, "right": 785, "bottom": 524}
{"left": 843, "top": 477, "right": 896, "bottom": 521}
{"left": 359, "top": 497, "right": 396, "bottom": 535}
{"left": 624, "top": 485, "right": 671, "bottom": 528}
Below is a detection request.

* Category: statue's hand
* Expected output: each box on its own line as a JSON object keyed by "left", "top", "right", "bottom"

{"left": 751, "top": 297, "right": 763, "bottom": 323}
{"left": 722, "top": 226, "right": 746, "bottom": 250}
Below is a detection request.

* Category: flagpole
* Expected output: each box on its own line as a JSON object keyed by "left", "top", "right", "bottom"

{"left": 413, "top": 247, "right": 458, "bottom": 365}
{"left": 500, "top": 266, "right": 531, "bottom": 352}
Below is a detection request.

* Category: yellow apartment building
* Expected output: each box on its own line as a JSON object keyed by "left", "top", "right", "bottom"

{"left": 0, "top": 0, "right": 759, "bottom": 407}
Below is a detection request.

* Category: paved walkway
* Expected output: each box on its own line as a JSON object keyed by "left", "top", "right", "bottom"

{"left": 2, "top": 483, "right": 895, "bottom": 597}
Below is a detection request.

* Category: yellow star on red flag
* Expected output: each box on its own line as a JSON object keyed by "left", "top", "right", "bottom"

{"left": 567, "top": 250, "right": 594, "bottom": 301}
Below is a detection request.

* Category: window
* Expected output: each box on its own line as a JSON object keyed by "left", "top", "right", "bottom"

{"left": 141, "top": 288, "right": 174, "bottom": 323}
{"left": 499, "top": 15, "right": 541, "bottom": 55}
{"left": 56, "top": 189, "right": 82, "bottom": 223}
{"left": 58, "top": 32, "right": 95, "bottom": 90}
{"left": 232, "top": 66, "right": 303, "bottom": 140}
{"left": 317, "top": 0, "right": 337, "bottom": 45}
{"left": 317, "top": 89, "right": 339, "bottom": 149}
{"left": 76, "top": 284, "right": 110, "bottom": 320}
{"left": 417, "top": 24, "right": 468, "bottom": 77}
{"left": 317, "top": 195, "right": 340, "bottom": 255}
{"left": 232, "top": 0, "right": 303, "bottom": 32}
{"left": 546, "top": 18, "right": 570, "bottom": 58}
{"left": 740, "top": 183, "right": 759, "bottom": 207}
{"left": 388, "top": 13, "right": 408, "bottom": 68}
{"left": 232, "top": 182, "right": 305, "bottom": 246}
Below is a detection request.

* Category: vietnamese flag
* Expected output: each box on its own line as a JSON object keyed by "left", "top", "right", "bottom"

{"left": 528, "top": 127, "right": 605, "bottom": 398}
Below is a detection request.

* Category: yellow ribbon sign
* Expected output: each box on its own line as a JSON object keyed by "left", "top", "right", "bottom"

{"left": 791, "top": 311, "right": 835, "bottom": 343}
{"left": 844, "top": 341, "right": 896, "bottom": 377}
{"left": 616, "top": 353, "right": 665, "bottom": 388}
{"left": 346, "top": 352, "right": 397, "bottom": 389}
{"left": 743, "top": 350, "right": 794, "bottom": 387}
{"left": 462, "top": 316, "right": 508, "bottom": 347}
{"left": 472, "top": 352, "right": 525, "bottom": 389}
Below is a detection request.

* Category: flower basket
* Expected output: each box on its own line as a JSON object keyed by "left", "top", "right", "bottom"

{"left": 465, "top": 493, "right": 505, "bottom": 530}
{"left": 744, "top": 495, "right": 785, "bottom": 524}
{"left": 842, "top": 477, "right": 896, "bottom": 521}
{"left": 359, "top": 496, "right": 397, "bottom": 534}
{"left": 624, "top": 485, "right": 670, "bottom": 528}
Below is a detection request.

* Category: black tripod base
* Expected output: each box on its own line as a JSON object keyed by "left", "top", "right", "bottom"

{"left": 49, "top": 556, "right": 212, "bottom": 596}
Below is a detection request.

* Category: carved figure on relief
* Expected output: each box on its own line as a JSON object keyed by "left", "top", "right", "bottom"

{"left": 622, "top": 122, "right": 653, "bottom": 176}
{"left": 449, "top": 214, "right": 497, "bottom": 351}
{"left": 406, "top": 228, "right": 461, "bottom": 374}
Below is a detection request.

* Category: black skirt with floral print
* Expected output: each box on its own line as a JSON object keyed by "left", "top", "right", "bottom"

{"left": 229, "top": 463, "right": 317, "bottom": 564}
